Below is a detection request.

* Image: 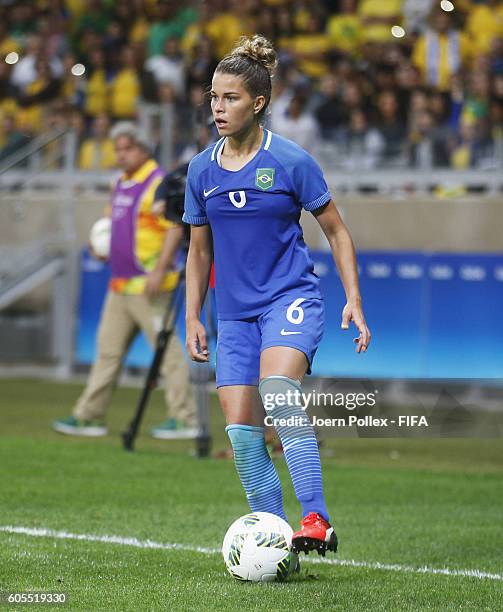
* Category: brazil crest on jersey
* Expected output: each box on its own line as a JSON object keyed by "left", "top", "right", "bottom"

{"left": 183, "top": 130, "right": 331, "bottom": 319}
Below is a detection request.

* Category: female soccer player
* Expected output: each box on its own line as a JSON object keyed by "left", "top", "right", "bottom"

{"left": 183, "top": 35, "right": 371, "bottom": 556}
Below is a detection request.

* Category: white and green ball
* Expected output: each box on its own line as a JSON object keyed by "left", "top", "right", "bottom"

{"left": 222, "top": 512, "right": 298, "bottom": 583}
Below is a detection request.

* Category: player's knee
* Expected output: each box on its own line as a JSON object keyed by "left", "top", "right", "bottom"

{"left": 259, "top": 375, "right": 302, "bottom": 412}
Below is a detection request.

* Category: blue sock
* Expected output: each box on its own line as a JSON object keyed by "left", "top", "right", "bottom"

{"left": 259, "top": 376, "right": 330, "bottom": 522}
{"left": 226, "top": 424, "right": 286, "bottom": 520}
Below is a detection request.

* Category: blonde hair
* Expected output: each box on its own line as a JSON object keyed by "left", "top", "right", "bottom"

{"left": 215, "top": 35, "right": 278, "bottom": 120}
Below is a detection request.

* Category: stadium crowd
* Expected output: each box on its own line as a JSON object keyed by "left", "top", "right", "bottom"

{"left": 0, "top": 0, "right": 502, "bottom": 170}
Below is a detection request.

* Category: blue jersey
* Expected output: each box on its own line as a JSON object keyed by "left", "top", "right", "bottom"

{"left": 183, "top": 129, "right": 331, "bottom": 320}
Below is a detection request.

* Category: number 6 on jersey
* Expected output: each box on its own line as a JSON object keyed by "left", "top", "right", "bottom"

{"left": 286, "top": 298, "right": 306, "bottom": 325}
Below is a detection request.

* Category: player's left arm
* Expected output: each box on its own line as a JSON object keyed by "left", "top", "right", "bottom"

{"left": 313, "top": 200, "right": 371, "bottom": 353}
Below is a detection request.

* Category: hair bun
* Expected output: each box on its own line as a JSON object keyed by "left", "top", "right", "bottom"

{"left": 231, "top": 35, "right": 277, "bottom": 77}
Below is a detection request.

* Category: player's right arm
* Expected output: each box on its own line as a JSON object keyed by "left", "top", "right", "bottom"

{"left": 185, "top": 224, "right": 212, "bottom": 362}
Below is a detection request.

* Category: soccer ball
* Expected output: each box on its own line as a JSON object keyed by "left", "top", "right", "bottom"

{"left": 89, "top": 217, "right": 111, "bottom": 259}
{"left": 222, "top": 512, "right": 298, "bottom": 582}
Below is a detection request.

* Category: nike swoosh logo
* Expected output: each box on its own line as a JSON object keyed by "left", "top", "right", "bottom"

{"left": 203, "top": 186, "right": 219, "bottom": 197}
{"left": 280, "top": 329, "right": 302, "bottom": 336}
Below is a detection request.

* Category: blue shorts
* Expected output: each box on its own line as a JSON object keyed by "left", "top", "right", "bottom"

{"left": 216, "top": 295, "right": 325, "bottom": 388}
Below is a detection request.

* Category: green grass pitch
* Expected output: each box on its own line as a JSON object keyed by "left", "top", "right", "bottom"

{"left": 0, "top": 379, "right": 502, "bottom": 611}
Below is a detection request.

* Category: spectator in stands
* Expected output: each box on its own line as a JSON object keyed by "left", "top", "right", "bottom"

{"left": 16, "top": 57, "right": 61, "bottom": 133}
{"left": 78, "top": 114, "right": 116, "bottom": 170}
{"left": 147, "top": 0, "right": 197, "bottom": 57}
{"left": 315, "top": 73, "right": 344, "bottom": 140}
{"left": 145, "top": 36, "right": 185, "bottom": 96}
{"left": 340, "top": 108, "right": 384, "bottom": 170}
{"left": 489, "top": 97, "right": 503, "bottom": 162}
{"left": 408, "top": 109, "right": 449, "bottom": 168}
{"left": 11, "top": 33, "right": 63, "bottom": 90}
{"left": 111, "top": 0, "right": 140, "bottom": 38}
{"left": 0, "top": 21, "right": 21, "bottom": 57}
{"left": 251, "top": 5, "right": 277, "bottom": 45}
{"left": 73, "top": 0, "right": 111, "bottom": 41}
{"left": 462, "top": 70, "right": 491, "bottom": 124}
{"left": 287, "top": 10, "right": 332, "bottom": 80}
{"left": 276, "top": 4, "right": 296, "bottom": 54}
{"left": 395, "top": 61, "right": 421, "bottom": 111}
{"left": 36, "top": 11, "right": 68, "bottom": 60}
{"left": 489, "top": 37, "right": 503, "bottom": 75}
{"left": 358, "top": 0, "right": 402, "bottom": 44}
{"left": 412, "top": 6, "right": 471, "bottom": 92}
{"left": 7, "top": 2, "right": 37, "bottom": 44}
{"left": 83, "top": 48, "right": 110, "bottom": 119}
{"left": 181, "top": 0, "right": 212, "bottom": 57}
{"left": 185, "top": 35, "right": 219, "bottom": 90}
{"left": 429, "top": 90, "right": 454, "bottom": 140}
{"left": 449, "top": 117, "right": 489, "bottom": 169}
{"left": 374, "top": 89, "right": 407, "bottom": 162}
{"left": 131, "top": 41, "right": 160, "bottom": 104}
{"left": 327, "top": 0, "right": 362, "bottom": 58}
{"left": 53, "top": 121, "right": 197, "bottom": 438}
{"left": 60, "top": 52, "right": 86, "bottom": 109}
{"left": 109, "top": 45, "right": 140, "bottom": 120}
{"left": 102, "top": 19, "right": 128, "bottom": 65}
{"left": 465, "top": 0, "right": 503, "bottom": 58}
{"left": 0, "top": 60, "right": 17, "bottom": 120}
{"left": 177, "top": 82, "right": 210, "bottom": 148}
{"left": 407, "top": 87, "right": 430, "bottom": 138}
{"left": 0, "top": 114, "right": 31, "bottom": 162}
{"left": 273, "top": 92, "right": 320, "bottom": 152}
{"left": 340, "top": 80, "right": 370, "bottom": 127}
{"left": 493, "top": 73, "right": 503, "bottom": 107}
{"left": 402, "top": 0, "right": 435, "bottom": 34}
{"left": 204, "top": 0, "right": 250, "bottom": 59}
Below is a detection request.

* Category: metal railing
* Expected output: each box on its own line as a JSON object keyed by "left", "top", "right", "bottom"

{"left": 0, "top": 129, "right": 79, "bottom": 376}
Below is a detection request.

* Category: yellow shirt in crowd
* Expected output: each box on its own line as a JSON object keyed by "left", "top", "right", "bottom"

{"left": 78, "top": 138, "right": 116, "bottom": 170}
{"left": 288, "top": 33, "right": 332, "bottom": 79}
{"left": 466, "top": 3, "right": 503, "bottom": 55}
{"left": 85, "top": 69, "right": 108, "bottom": 117}
{"left": 358, "top": 0, "right": 402, "bottom": 43}
{"left": 109, "top": 68, "right": 139, "bottom": 119}
{"left": 327, "top": 14, "right": 362, "bottom": 56}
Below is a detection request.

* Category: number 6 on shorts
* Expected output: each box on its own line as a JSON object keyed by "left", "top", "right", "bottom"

{"left": 286, "top": 297, "right": 306, "bottom": 325}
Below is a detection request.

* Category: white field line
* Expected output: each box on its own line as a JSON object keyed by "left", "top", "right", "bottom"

{"left": 1, "top": 525, "right": 502, "bottom": 582}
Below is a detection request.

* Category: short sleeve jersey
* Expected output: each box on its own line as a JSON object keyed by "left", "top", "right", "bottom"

{"left": 183, "top": 130, "right": 331, "bottom": 319}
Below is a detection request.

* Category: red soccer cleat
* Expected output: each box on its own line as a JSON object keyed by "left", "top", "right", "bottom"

{"left": 291, "top": 512, "right": 338, "bottom": 556}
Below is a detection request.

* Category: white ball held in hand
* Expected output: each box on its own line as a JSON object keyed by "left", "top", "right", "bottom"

{"left": 89, "top": 217, "right": 111, "bottom": 259}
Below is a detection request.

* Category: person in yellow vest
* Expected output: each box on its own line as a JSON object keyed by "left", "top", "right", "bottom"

{"left": 78, "top": 113, "right": 116, "bottom": 170}
{"left": 413, "top": 7, "right": 472, "bottom": 92}
{"left": 53, "top": 122, "right": 197, "bottom": 438}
